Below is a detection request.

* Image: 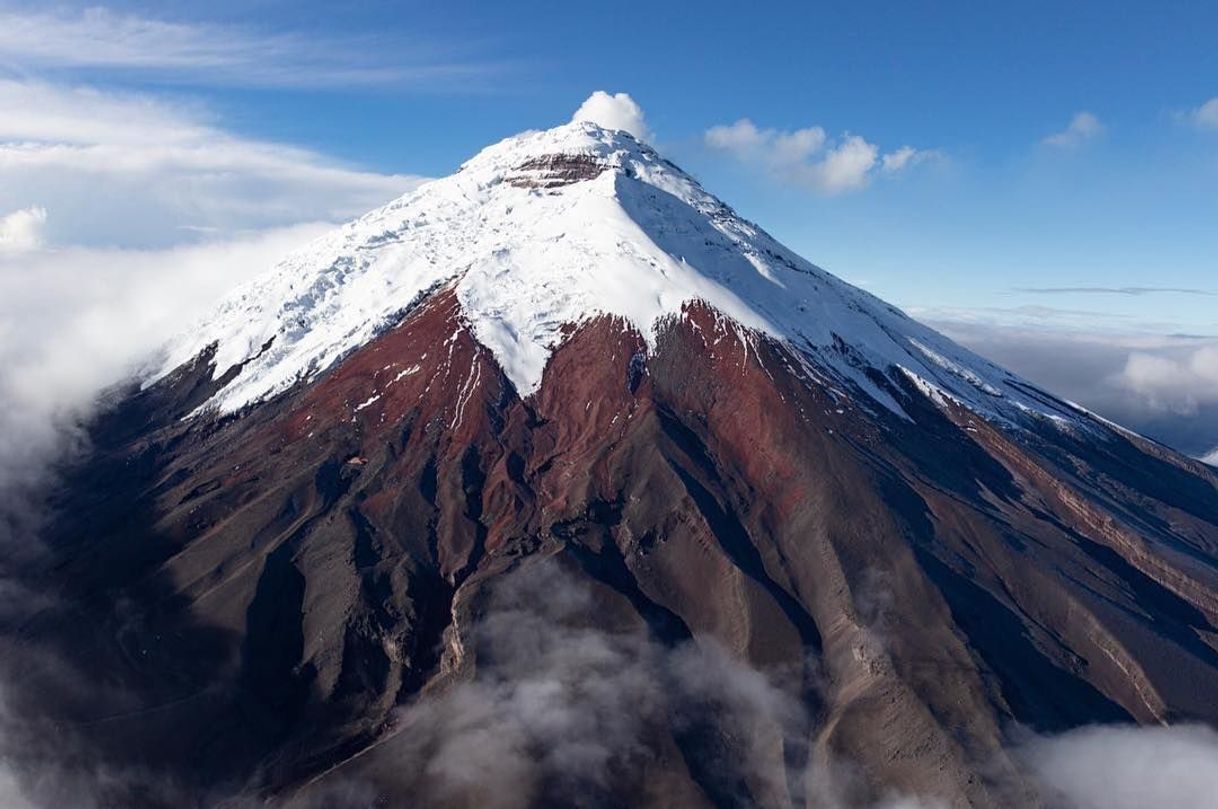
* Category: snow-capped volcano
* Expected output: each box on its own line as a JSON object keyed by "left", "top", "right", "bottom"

{"left": 159, "top": 120, "right": 1072, "bottom": 428}
{"left": 27, "top": 102, "right": 1218, "bottom": 809}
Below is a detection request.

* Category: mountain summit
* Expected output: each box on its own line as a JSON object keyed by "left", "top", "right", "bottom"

{"left": 21, "top": 113, "right": 1218, "bottom": 809}
{"left": 157, "top": 120, "right": 1058, "bottom": 427}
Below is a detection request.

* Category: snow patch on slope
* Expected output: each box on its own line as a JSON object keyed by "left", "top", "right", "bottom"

{"left": 909, "top": 337, "right": 1002, "bottom": 396}
{"left": 897, "top": 367, "right": 959, "bottom": 409}
{"left": 154, "top": 116, "right": 1083, "bottom": 432}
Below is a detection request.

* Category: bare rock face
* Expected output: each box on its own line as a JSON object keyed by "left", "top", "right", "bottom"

{"left": 8, "top": 123, "right": 1218, "bottom": 808}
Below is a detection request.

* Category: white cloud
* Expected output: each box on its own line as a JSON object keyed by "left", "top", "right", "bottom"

{"left": 1117, "top": 345, "right": 1218, "bottom": 414}
{"left": 0, "top": 207, "right": 46, "bottom": 251}
{"left": 1043, "top": 111, "right": 1105, "bottom": 148}
{"left": 0, "top": 762, "right": 37, "bottom": 809}
{"left": 1188, "top": 97, "right": 1218, "bottom": 131}
{"left": 0, "top": 78, "right": 424, "bottom": 247}
{"left": 1201, "top": 447, "right": 1218, "bottom": 465}
{"left": 815, "top": 135, "right": 880, "bottom": 192}
{"left": 705, "top": 118, "right": 933, "bottom": 194}
{"left": 705, "top": 118, "right": 766, "bottom": 150}
{"left": 0, "top": 6, "right": 495, "bottom": 88}
{"left": 1022, "top": 725, "right": 1218, "bottom": 809}
{"left": 0, "top": 222, "right": 331, "bottom": 500}
{"left": 570, "top": 91, "right": 650, "bottom": 140}
{"left": 363, "top": 560, "right": 948, "bottom": 809}
{"left": 881, "top": 145, "right": 922, "bottom": 173}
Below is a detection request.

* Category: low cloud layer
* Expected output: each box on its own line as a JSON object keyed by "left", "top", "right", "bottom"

{"left": 1117, "top": 344, "right": 1218, "bottom": 414}
{"left": 1021, "top": 724, "right": 1218, "bottom": 809}
{"left": 0, "top": 222, "right": 334, "bottom": 809}
{"left": 0, "top": 207, "right": 47, "bottom": 252}
{"left": 927, "top": 316, "right": 1218, "bottom": 455}
{"left": 0, "top": 221, "right": 332, "bottom": 550}
{"left": 704, "top": 118, "right": 934, "bottom": 194}
{"left": 297, "top": 560, "right": 950, "bottom": 809}
{"left": 288, "top": 562, "right": 1218, "bottom": 809}
{"left": 372, "top": 561, "right": 801, "bottom": 807}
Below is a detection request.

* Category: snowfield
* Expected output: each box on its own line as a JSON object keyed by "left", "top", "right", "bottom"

{"left": 154, "top": 119, "right": 1085, "bottom": 430}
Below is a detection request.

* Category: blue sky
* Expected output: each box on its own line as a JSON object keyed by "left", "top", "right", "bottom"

{"left": 8, "top": 0, "right": 1217, "bottom": 326}
{"left": 1, "top": 0, "right": 1217, "bottom": 452}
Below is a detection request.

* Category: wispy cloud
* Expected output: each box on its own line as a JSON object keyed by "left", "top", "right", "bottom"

{"left": 0, "top": 5, "right": 502, "bottom": 89}
{"left": 365, "top": 560, "right": 812, "bottom": 809}
{"left": 0, "top": 78, "right": 426, "bottom": 246}
{"left": 1186, "top": 97, "right": 1218, "bottom": 131}
{"left": 704, "top": 118, "right": 937, "bottom": 194}
{"left": 1015, "top": 285, "right": 1215, "bottom": 296}
{"left": 1043, "top": 111, "right": 1104, "bottom": 148}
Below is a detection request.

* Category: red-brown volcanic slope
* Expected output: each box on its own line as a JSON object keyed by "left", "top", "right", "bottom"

{"left": 20, "top": 286, "right": 1218, "bottom": 808}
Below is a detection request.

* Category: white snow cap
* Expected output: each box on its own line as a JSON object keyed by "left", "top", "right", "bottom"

{"left": 570, "top": 91, "right": 650, "bottom": 140}
{"left": 154, "top": 117, "right": 1084, "bottom": 433}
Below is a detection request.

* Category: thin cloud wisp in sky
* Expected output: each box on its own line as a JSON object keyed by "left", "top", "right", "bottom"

{"left": 0, "top": 78, "right": 427, "bottom": 247}
{"left": 1042, "top": 111, "right": 1104, "bottom": 148}
{"left": 0, "top": 5, "right": 505, "bottom": 89}
{"left": 1015, "top": 286, "right": 1216, "bottom": 297}
{"left": 1188, "top": 97, "right": 1218, "bottom": 131}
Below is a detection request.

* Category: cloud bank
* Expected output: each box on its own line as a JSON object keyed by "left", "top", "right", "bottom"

{"left": 926, "top": 316, "right": 1218, "bottom": 454}
{"left": 299, "top": 560, "right": 944, "bottom": 809}
{"left": 704, "top": 118, "right": 934, "bottom": 194}
{"left": 0, "top": 222, "right": 332, "bottom": 531}
{"left": 0, "top": 207, "right": 46, "bottom": 251}
{"left": 290, "top": 561, "right": 1218, "bottom": 809}
{"left": 0, "top": 222, "right": 337, "bottom": 809}
{"left": 1117, "top": 344, "right": 1218, "bottom": 414}
{"left": 1021, "top": 724, "right": 1218, "bottom": 809}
